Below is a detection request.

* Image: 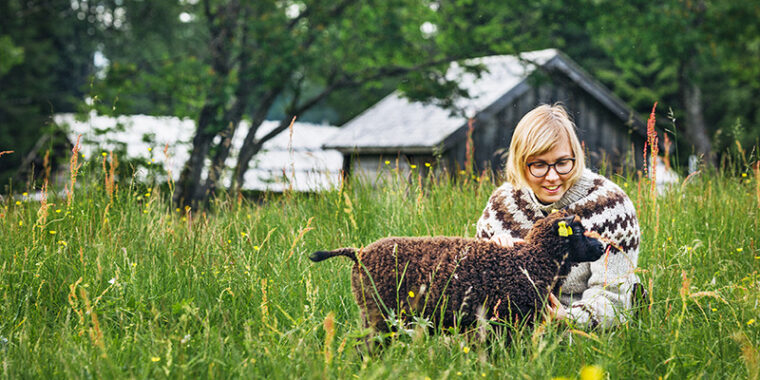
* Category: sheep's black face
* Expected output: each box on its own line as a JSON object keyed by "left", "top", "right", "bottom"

{"left": 555, "top": 215, "right": 605, "bottom": 263}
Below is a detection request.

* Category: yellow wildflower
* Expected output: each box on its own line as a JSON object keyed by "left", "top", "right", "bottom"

{"left": 101, "top": 152, "right": 107, "bottom": 157}
{"left": 580, "top": 365, "right": 604, "bottom": 380}
{"left": 18, "top": 221, "right": 23, "bottom": 226}
{"left": 463, "top": 346, "right": 470, "bottom": 354}
{"left": 15, "top": 201, "right": 20, "bottom": 205}
{"left": 408, "top": 291, "right": 415, "bottom": 298}
{"left": 737, "top": 248, "right": 743, "bottom": 253}
{"left": 151, "top": 357, "right": 160, "bottom": 362}
{"left": 55, "top": 209, "right": 61, "bottom": 213}
{"left": 748, "top": 319, "right": 756, "bottom": 326}
{"left": 742, "top": 173, "right": 747, "bottom": 177}
{"left": 49, "top": 230, "right": 56, "bottom": 235}
{"left": 58, "top": 241, "right": 67, "bottom": 246}
{"left": 411, "top": 164, "right": 417, "bottom": 169}
{"left": 384, "top": 160, "right": 390, "bottom": 165}
{"left": 148, "top": 147, "right": 152, "bottom": 152}
{"left": 254, "top": 245, "right": 260, "bottom": 251}
{"left": 425, "top": 162, "right": 431, "bottom": 167}
{"left": 22, "top": 192, "right": 27, "bottom": 197}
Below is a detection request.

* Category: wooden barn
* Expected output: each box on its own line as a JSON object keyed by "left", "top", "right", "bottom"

{"left": 324, "top": 49, "right": 648, "bottom": 178}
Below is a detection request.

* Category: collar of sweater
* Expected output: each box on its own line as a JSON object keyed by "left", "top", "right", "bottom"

{"left": 526, "top": 169, "right": 598, "bottom": 213}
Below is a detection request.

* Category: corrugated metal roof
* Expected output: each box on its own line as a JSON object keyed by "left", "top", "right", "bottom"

{"left": 54, "top": 113, "right": 342, "bottom": 192}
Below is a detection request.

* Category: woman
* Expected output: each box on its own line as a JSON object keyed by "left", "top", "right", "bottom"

{"left": 476, "top": 104, "right": 641, "bottom": 329}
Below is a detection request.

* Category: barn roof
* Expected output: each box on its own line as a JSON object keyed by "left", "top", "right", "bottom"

{"left": 54, "top": 113, "right": 342, "bottom": 192}
{"left": 325, "top": 48, "right": 644, "bottom": 154}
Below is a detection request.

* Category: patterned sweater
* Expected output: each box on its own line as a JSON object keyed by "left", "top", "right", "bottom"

{"left": 476, "top": 169, "right": 640, "bottom": 328}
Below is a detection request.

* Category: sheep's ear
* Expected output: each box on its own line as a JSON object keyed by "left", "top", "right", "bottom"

{"left": 557, "top": 216, "right": 576, "bottom": 237}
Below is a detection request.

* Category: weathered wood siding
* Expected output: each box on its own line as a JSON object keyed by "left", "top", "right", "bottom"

{"left": 443, "top": 72, "right": 645, "bottom": 175}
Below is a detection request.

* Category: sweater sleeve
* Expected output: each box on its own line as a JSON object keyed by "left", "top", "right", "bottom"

{"left": 475, "top": 185, "right": 535, "bottom": 240}
{"left": 566, "top": 189, "right": 641, "bottom": 329}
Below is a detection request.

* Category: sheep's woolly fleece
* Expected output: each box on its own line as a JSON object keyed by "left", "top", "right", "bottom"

{"left": 310, "top": 211, "right": 603, "bottom": 333}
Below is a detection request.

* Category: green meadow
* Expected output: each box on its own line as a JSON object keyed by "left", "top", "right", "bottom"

{"left": 0, "top": 158, "right": 758, "bottom": 379}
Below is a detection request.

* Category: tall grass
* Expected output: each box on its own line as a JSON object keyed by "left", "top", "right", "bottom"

{"left": 0, "top": 153, "right": 758, "bottom": 379}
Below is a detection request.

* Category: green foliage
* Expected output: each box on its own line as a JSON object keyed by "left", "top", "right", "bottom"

{"left": 0, "top": 35, "right": 24, "bottom": 76}
{"left": 0, "top": 0, "right": 101, "bottom": 185}
{"left": 3, "top": 0, "right": 760, "bottom": 197}
{"left": 0, "top": 159, "right": 758, "bottom": 378}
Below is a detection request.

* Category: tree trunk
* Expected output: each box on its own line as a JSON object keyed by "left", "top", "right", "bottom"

{"left": 173, "top": 104, "right": 221, "bottom": 206}
{"left": 678, "top": 60, "right": 714, "bottom": 167}
{"left": 173, "top": 0, "right": 238, "bottom": 206}
{"left": 228, "top": 89, "right": 283, "bottom": 193}
{"left": 202, "top": 4, "right": 254, "bottom": 199}
{"left": 682, "top": 82, "right": 713, "bottom": 165}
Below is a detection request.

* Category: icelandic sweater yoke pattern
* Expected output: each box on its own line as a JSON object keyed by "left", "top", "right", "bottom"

{"left": 475, "top": 169, "right": 641, "bottom": 328}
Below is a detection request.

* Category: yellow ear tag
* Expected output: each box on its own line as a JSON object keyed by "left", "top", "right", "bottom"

{"left": 558, "top": 221, "right": 573, "bottom": 237}
{"left": 551, "top": 209, "right": 559, "bottom": 214}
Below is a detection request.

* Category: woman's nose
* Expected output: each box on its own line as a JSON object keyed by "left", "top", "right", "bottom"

{"left": 545, "top": 166, "right": 560, "bottom": 180}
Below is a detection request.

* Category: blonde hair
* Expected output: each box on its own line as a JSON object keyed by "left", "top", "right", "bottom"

{"left": 504, "top": 104, "right": 586, "bottom": 188}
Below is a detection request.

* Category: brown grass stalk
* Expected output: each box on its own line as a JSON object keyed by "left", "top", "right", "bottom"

{"left": 102, "top": 151, "right": 118, "bottom": 202}
{"left": 43, "top": 150, "right": 51, "bottom": 184}
{"left": 464, "top": 117, "right": 475, "bottom": 176}
{"left": 67, "top": 135, "right": 82, "bottom": 207}
{"left": 323, "top": 312, "right": 336, "bottom": 365}
{"left": 754, "top": 162, "right": 760, "bottom": 209}
{"left": 733, "top": 332, "right": 759, "bottom": 380}
{"left": 288, "top": 116, "right": 297, "bottom": 193}
{"left": 646, "top": 103, "right": 659, "bottom": 201}
{"left": 162, "top": 143, "right": 175, "bottom": 191}
{"left": 35, "top": 180, "right": 50, "bottom": 227}
{"left": 645, "top": 103, "right": 660, "bottom": 244}
{"left": 287, "top": 217, "right": 314, "bottom": 261}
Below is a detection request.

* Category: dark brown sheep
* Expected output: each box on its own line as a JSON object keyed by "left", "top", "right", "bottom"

{"left": 309, "top": 211, "right": 604, "bottom": 334}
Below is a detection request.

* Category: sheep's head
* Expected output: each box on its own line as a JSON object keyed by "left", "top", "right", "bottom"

{"left": 526, "top": 211, "right": 605, "bottom": 264}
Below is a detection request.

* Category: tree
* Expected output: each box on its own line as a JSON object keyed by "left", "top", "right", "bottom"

{"left": 587, "top": 0, "right": 747, "bottom": 166}
{"left": 0, "top": 0, "right": 101, "bottom": 186}
{"left": 168, "top": 0, "right": 549, "bottom": 206}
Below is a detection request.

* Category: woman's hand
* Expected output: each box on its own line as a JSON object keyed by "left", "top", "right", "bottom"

{"left": 543, "top": 293, "right": 568, "bottom": 322}
{"left": 490, "top": 233, "right": 524, "bottom": 248}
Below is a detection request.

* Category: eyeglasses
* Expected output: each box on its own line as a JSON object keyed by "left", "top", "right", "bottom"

{"left": 526, "top": 158, "right": 575, "bottom": 178}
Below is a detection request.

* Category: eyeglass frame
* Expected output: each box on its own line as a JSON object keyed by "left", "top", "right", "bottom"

{"left": 526, "top": 157, "right": 576, "bottom": 178}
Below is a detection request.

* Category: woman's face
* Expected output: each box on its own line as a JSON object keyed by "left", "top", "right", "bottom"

{"left": 525, "top": 137, "right": 575, "bottom": 204}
